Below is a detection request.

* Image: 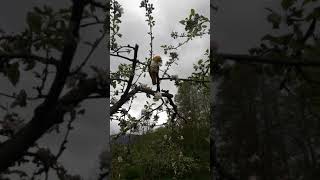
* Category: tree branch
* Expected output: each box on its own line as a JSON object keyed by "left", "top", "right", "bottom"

{"left": 0, "top": 53, "right": 58, "bottom": 66}
{"left": 110, "top": 86, "right": 173, "bottom": 116}
{"left": 217, "top": 53, "right": 320, "bottom": 66}
{"left": 160, "top": 77, "right": 209, "bottom": 83}
{"left": 0, "top": 0, "right": 88, "bottom": 172}
{"left": 80, "top": 21, "right": 104, "bottom": 28}
{"left": 71, "top": 31, "right": 106, "bottom": 75}
{"left": 121, "top": 44, "right": 138, "bottom": 97}
{"left": 0, "top": 77, "right": 101, "bottom": 171}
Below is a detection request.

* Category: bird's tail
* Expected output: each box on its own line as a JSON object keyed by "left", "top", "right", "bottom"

{"left": 152, "top": 77, "right": 157, "bottom": 85}
{"left": 149, "top": 72, "right": 157, "bottom": 85}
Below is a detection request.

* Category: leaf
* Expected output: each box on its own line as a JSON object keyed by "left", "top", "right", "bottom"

{"left": 262, "top": 33, "right": 293, "bottom": 45}
{"left": 179, "top": 20, "right": 185, "bottom": 25}
{"left": 6, "top": 62, "right": 20, "bottom": 86}
{"left": 11, "top": 89, "right": 27, "bottom": 108}
{"left": 267, "top": 12, "right": 282, "bottom": 29}
{"left": 191, "top": 9, "right": 195, "bottom": 15}
{"left": 34, "top": 7, "right": 43, "bottom": 14}
{"left": 306, "top": 7, "right": 320, "bottom": 21}
{"left": 26, "top": 12, "right": 42, "bottom": 33}
{"left": 66, "top": 76, "right": 77, "bottom": 88}
{"left": 282, "top": 0, "right": 295, "bottom": 10}
{"left": 24, "top": 59, "right": 36, "bottom": 71}
{"left": 70, "top": 110, "right": 76, "bottom": 120}
{"left": 111, "top": 81, "right": 117, "bottom": 89}
{"left": 33, "top": 71, "right": 41, "bottom": 78}
{"left": 78, "top": 109, "right": 85, "bottom": 115}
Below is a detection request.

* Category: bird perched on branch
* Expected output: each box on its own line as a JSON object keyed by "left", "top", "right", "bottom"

{"left": 149, "top": 55, "right": 162, "bottom": 91}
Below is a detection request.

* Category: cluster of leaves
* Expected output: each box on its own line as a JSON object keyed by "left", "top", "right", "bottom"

{"left": 250, "top": 0, "right": 320, "bottom": 60}
{"left": 110, "top": 0, "right": 123, "bottom": 50}
{"left": 190, "top": 49, "right": 210, "bottom": 83}
{"left": 140, "top": 0, "right": 155, "bottom": 61}
{"left": 0, "top": 5, "right": 70, "bottom": 87}
{"left": 160, "top": 8, "right": 209, "bottom": 84}
{"left": 161, "top": 8, "right": 209, "bottom": 54}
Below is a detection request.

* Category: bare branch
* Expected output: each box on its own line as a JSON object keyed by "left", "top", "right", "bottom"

{"left": 110, "top": 86, "right": 174, "bottom": 116}
{"left": 121, "top": 44, "right": 139, "bottom": 98}
{"left": 0, "top": 52, "right": 58, "bottom": 66}
{"left": 0, "top": 77, "right": 102, "bottom": 171}
{"left": 80, "top": 21, "right": 104, "bottom": 28}
{"left": 217, "top": 53, "right": 320, "bottom": 67}
{"left": 71, "top": 31, "right": 106, "bottom": 75}
{"left": 0, "top": 0, "right": 88, "bottom": 171}
{"left": 160, "top": 77, "right": 209, "bottom": 83}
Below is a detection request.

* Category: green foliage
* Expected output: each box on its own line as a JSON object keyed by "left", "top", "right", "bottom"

{"left": 110, "top": 0, "right": 123, "bottom": 50}
{"left": 266, "top": 9, "right": 282, "bottom": 29}
{"left": 27, "top": 12, "right": 43, "bottom": 33}
{"left": 179, "top": 9, "right": 209, "bottom": 38}
{"left": 191, "top": 49, "right": 210, "bottom": 83}
{"left": 110, "top": 81, "right": 210, "bottom": 180}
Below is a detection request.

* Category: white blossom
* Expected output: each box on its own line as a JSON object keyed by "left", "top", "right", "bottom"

{"left": 117, "top": 156, "right": 123, "bottom": 163}
{"left": 163, "top": 134, "right": 168, "bottom": 140}
{"left": 180, "top": 136, "right": 184, "bottom": 140}
{"left": 153, "top": 92, "right": 162, "bottom": 101}
{"left": 141, "top": 109, "right": 147, "bottom": 116}
{"left": 179, "top": 151, "right": 183, "bottom": 157}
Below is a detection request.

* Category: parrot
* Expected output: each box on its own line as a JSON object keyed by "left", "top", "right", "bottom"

{"left": 148, "top": 55, "right": 162, "bottom": 91}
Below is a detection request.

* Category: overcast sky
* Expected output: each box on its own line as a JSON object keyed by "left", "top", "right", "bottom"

{"left": 110, "top": 0, "right": 210, "bottom": 135}
{"left": 214, "top": 0, "right": 280, "bottom": 53}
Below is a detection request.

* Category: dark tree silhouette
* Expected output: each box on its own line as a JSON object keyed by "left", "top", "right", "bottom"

{"left": 0, "top": 0, "right": 107, "bottom": 178}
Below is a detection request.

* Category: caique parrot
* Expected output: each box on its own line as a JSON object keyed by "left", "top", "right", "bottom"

{"left": 148, "top": 55, "right": 162, "bottom": 91}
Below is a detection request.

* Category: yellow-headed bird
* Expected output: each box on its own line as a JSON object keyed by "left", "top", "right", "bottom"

{"left": 149, "top": 55, "right": 162, "bottom": 91}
